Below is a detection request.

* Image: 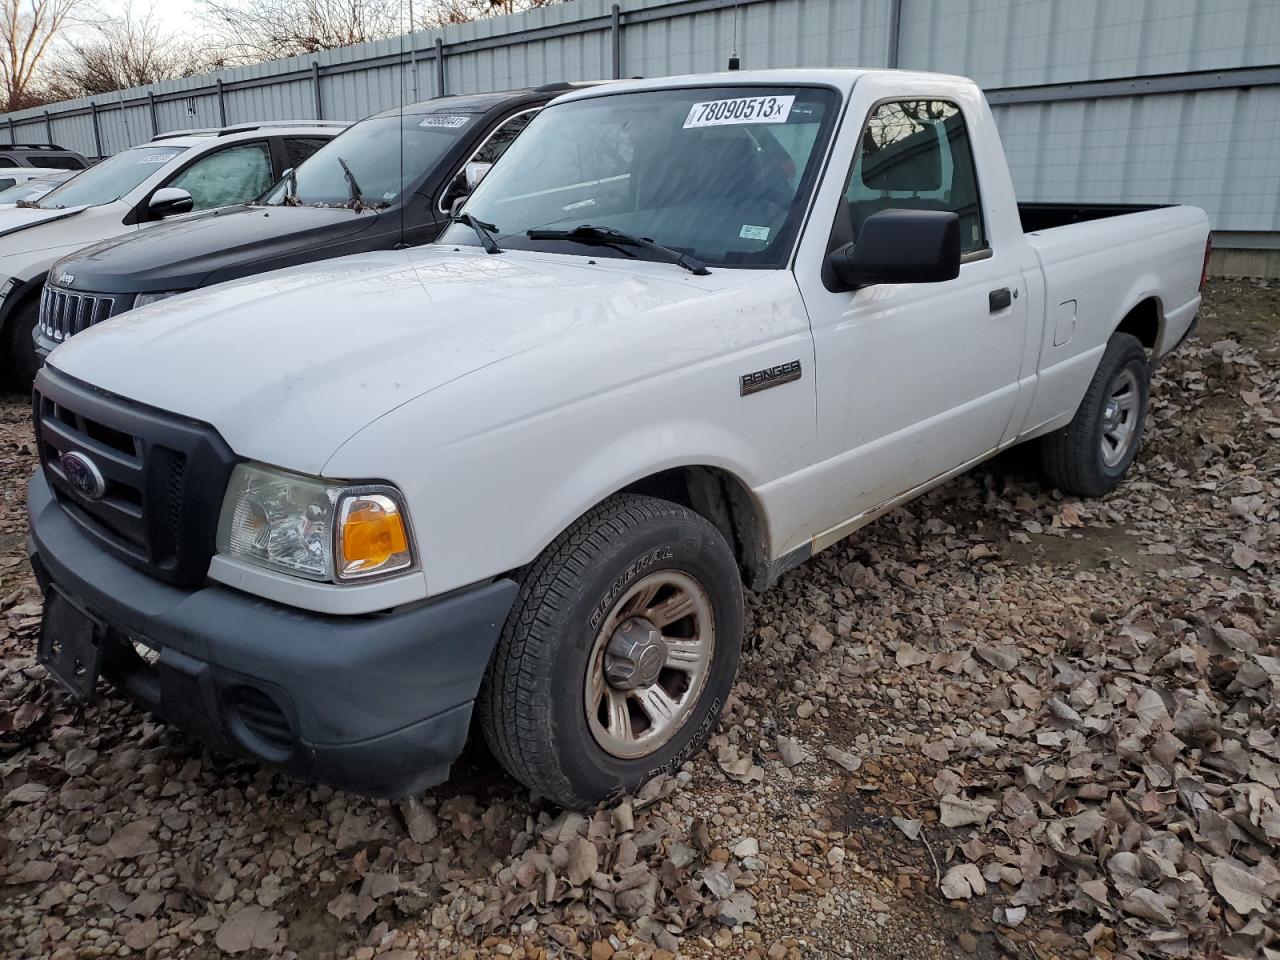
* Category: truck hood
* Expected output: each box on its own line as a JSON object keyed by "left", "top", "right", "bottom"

{"left": 48, "top": 247, "right": 757, "bottom": 475}
{"left": 61, "top": 205, "right": 382, "bottom": 292}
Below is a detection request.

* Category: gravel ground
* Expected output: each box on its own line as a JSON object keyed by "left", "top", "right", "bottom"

{"left": 1, "top": 279, "right": 1277, "bottom": 960}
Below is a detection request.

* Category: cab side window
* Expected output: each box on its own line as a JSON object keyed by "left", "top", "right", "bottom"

{"left": 282, "top": 137, "right": 329, "bottom": 170}
{"left": 843, "top": 100, "right": 986, "bottom": 254}
{"left": 0, "top": 157, "right": 16, "bottom": 168}
{"left": 165, "top": 141, "right": 274, "bottom": 212}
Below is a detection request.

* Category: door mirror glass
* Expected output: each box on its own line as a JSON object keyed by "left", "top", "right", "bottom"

{"left": 827, "top": 209, "right": 960, "bottom": 289}
{"left": 464, "top": 161, "right": 492, "bottom": 191}
{"left": 148, "top": 186, "right": 194, "bottom": 217}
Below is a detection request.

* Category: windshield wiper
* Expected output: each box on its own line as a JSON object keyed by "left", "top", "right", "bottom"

{"left": 455, "top": 212, "right": 502, "bottom": 254}
{"left": 336, "top": 156, "right": 369, "bottom": 211}
{"left": 525, "top": 224, "right": 709, "bottom": 276}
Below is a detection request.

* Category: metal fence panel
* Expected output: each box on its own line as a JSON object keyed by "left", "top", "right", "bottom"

{"left": 898, "top": 0, "right": 1280, "bottom": 88}
{"left": 1, "top": 0, "right": 1276, "bottom": 239}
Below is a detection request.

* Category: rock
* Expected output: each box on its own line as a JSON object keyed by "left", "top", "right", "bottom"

{"left": 808, "top": 624, "right": 834, "bottom": 653}
{"left": 822, "top": 744, "right": 860, "bottom": 772}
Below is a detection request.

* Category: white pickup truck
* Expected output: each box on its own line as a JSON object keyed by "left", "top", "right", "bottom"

{"left": 30, "top": 69, "right": 1209, "bottom": 809}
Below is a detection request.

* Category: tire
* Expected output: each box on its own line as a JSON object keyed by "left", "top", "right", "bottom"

{"left": 4, "top": 292, "right": 41, "bottom": 391}
{"left": 478, "top": 493, "right": 743, "bottom": 809}
{"left": 1040, "top": 332, "right": 1150, "bottom": 497}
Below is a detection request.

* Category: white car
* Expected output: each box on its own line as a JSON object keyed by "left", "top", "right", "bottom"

{"left": 31, "top": 70, "right": 1209, "bottom": 808}
{"left": 0, "top": 121, "right": 346, "bottom": 384}
{"left": 0, "top": 167, "right": 73, "bottom": 199}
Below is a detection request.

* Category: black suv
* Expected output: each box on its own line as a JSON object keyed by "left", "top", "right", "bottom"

{"left": 0, "top": 143, "right": 90, "bottom": 170}
{"left": 36, "top": 83, "right": 598, "bottom": 359}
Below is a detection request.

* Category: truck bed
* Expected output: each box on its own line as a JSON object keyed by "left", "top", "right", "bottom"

{"left": 1018, "top": 201, "right": 1171, "bottom": 234}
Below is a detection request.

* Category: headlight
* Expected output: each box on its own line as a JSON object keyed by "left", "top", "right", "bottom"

{"left": 134, "top": 289, "right": 185, "bottom": 308}
{"left": 216, "top": 463, "right": 414, "bottom": 582}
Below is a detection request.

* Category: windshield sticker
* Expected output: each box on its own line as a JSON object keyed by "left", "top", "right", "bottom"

{"left": 419, "top": 115, "right": 471, "bottom": 129}
{"left": 136, "top": 154, "right": 174, "bottom": 164}
{"left": 739, "top": 224, "right": 771, "bottom": 241}
{"left": 683, "top": 95, "right": 795, "bottom": 129}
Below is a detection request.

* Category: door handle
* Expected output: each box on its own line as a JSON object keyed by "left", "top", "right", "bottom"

{"left": 989, "top": 287, "right": 1013, "bottom": 312}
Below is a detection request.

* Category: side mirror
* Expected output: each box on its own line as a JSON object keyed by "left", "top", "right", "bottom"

{"left": 464, "top": 161, "right": 492, "bottom": 191}
{"left": 149, "top": 187, "right": 194, "bottom": 218}
{"left": 827, "top": 209, "right": 960, "bottom": 289}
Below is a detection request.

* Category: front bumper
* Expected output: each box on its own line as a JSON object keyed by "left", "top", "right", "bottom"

{"left": 28, "top": 471, "right": 518, "bottom": 798}
{"left": 33, "top": 328, "right": 55, "bottom": 363}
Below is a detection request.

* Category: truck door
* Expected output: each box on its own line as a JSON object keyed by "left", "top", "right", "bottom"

{"left": 796, "top": 96, "right": 1027, "bottom": 530}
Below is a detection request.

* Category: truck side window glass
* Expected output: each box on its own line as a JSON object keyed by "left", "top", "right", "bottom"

{"left": 166, "top": 142, "right": 274, "bottom": 212}
{"left": 843, "top": 100, "right": 987, "bottom": 255}
{"left": 0, "top": 157, "right": 16, "bottom": 168}
{"left": 283, "top": 137, "right": 329, "bottom": 170}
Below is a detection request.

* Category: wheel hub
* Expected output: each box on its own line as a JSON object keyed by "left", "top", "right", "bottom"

{"left": 603, "top": 618, "right": 667, "bottom": 690}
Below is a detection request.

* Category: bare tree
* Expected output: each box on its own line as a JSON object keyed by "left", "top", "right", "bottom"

{"left": 198, "top": 0, "right": 402, "bottom": 65}
{"left": 421, "top": 0, "right": 564, "bottom": 29}
{"left": 1, "top": 0, "right": 84, "bottom": 111}
{"left": 47, "top": 6, "right": 212, "bottom": 99}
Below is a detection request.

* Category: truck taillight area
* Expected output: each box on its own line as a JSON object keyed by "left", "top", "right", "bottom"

{"left": 1201, "top": 234, "right": 1213, "bottom": 290}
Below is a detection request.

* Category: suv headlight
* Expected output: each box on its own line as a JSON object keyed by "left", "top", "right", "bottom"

{"left": 134, "top": 289, "right": 186, "bottom": 309}
{"left": 216, "top": 463, "right": 415, "bottom": 582}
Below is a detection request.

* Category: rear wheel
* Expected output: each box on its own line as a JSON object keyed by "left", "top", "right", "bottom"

{"left": 4, "top": 293, "right": 40, "bottom": 390}
{"left": 1040, "top": 332, "right": 1150, "bottom": 496}
{"left": 478, "top": 493, "right": 743, "bottom": 809}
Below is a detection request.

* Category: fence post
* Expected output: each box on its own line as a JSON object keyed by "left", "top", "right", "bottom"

{"left": 216, "top": 79, "right": 228, "bottom": 126}
{"left": 887, "top": 0, "right": 902, "bottom": 68}
{"left": 611, "top": 4, "right": 622, "bottom": 79}
{"left": 147, "top": 92, "right": 158, "bottom": 136}
{"left": 312, "top": 61, "right": 324, "bottom": 118}
{"left": 435, "top": 37, "right": 445, "bottom": 97}
{"left": 43, "top": 110, "right": 52, "bottom": 143}
{"left": 7, "top": 119, "right": 14, "bottom": 146}
{"left": 90, "top": 102, "right": 103, "bottom": 157}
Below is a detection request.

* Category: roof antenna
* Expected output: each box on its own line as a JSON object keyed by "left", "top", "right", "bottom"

{"left": 727, "top": 4, "right": 740, "bottom": 70}
{"left": 397, "top": 0, "right": 408, "bottom": 248}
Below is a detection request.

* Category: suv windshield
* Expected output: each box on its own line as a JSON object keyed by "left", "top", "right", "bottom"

{"left": 260, "top": 112, "right": 477, "bottom": 208}
{"left": 441, "top": 86, "right": 838, "bottom": 268}
{"left": 37, "top": 145, "right": 185, "bottom": 209}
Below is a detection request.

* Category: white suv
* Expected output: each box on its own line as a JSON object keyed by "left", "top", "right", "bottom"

{"left": 0, "top": 121, "right": 346, "bottom": 385}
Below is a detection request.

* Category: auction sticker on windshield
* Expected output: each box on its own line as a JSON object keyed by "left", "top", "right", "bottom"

{"left": 683, "top": 95, "right": 795, "bottom": 128}
{"left": 420, "top": 115, "right": 471, "bottom": 129}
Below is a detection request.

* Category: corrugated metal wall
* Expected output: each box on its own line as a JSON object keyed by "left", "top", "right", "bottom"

{"left": 2, "top": 0, "right": 1277, "bottom": 240}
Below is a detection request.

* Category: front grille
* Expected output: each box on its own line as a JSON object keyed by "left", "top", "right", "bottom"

{"left": 38, "top": 286, "right": 119, "bottom": 343}
{"left": 34, "top": 367, "right": 237, "bottom": 587}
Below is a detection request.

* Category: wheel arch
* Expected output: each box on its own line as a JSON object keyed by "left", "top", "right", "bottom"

{"left": 1113, "top": 295, "right": 1163, "bottom": 354}
{"left": 619, "top": 465, "right": 772, "bottom": 590}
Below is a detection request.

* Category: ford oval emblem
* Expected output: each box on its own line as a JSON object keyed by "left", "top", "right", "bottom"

{"left": 60, "top": 451, "right": 106, "bottom": 501}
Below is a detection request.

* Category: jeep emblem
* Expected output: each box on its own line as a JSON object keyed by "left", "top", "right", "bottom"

{"left": 60, "top": 451, "right": 106, "bottom": 501}
{"left": 58, "top": 272, "right": 74, "bottom": 286}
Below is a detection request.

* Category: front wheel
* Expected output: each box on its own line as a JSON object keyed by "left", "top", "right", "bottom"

{"left": 4, "top": 293, "right": 41, "bottom": 390}
{"left": 1040, "top": 332, "right": 1150, "bottom": 497}
{"left": 478, "top": 494, "right": 743, "bottom": 809}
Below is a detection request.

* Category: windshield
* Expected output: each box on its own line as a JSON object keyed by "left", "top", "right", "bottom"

{"left": 37, "top": 145, "right": 185, "bottom": 209}
{"left": 441, "top": 86, "right": 839, "bottom": 268}
{"left": 0, "top": 174, "right": 70, "bottom": 204}
{"left": 260, "top": 112, "right": 476, "bottom": 208}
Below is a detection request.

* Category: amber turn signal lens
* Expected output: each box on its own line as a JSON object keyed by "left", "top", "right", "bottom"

{"left": 338, "top": 495, "right": 411, "bottom": 578}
